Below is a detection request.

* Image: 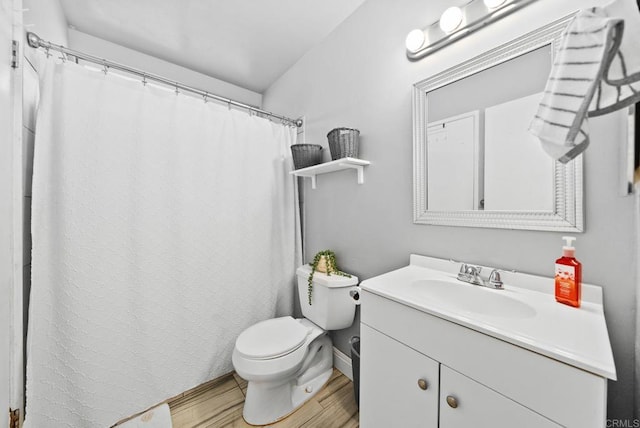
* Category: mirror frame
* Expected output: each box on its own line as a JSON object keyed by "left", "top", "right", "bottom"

{"left": 413, "top": 14, "right": 583, "bottom": 232}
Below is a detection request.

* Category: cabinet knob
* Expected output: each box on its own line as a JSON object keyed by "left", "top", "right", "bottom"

{"left": 446, "top": 395, "right": 458, "bottom": 408}
{"left": 417, "top": 379, "right": 428, "bottom": 390}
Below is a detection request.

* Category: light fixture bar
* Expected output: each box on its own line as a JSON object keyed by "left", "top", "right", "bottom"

{"left": 406, "top": 0, "right": 537, "bottom": 60}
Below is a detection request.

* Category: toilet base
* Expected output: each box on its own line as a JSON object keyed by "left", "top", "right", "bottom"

{"left": 241, "top": 335, "right": 333, "bottom": 426}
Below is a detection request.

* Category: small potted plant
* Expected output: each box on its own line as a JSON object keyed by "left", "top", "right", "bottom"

{"left": 307, "top": 250, "right": 351, "bottom": 305}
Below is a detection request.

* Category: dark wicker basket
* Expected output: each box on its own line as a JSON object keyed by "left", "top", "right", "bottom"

{"left": 291, "top": 144, "right": 323, "bottom": 169}
{"left": 327, "top": 128, "right": 360, "bottom": 160}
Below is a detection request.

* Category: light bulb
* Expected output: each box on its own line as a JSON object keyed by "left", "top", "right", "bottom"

{"left": 439, "top": 6, "right": 463, "bottom": 34}
{"left": 405, "top": 29, "right": 426, "bottom": 53}
{"left": 484, "top": 0, "right": 507, "bottom": 9}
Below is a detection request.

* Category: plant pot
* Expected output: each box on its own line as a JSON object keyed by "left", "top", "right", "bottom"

{"left": 316, "top": 255, "right": 328, "bottom": 273}
{"left": 316, "top": 256, "right": 338, "bottom": 273}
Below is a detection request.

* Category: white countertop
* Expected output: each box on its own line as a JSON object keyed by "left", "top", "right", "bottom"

{"left": 360, "top": 254, "right": 617, "bottom": 380}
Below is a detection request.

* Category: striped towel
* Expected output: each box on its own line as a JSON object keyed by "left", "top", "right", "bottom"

{"left": 530, "top": 0, "right": 640, "bottom": 163}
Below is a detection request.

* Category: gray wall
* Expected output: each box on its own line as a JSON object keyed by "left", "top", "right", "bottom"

{"left": 264, "top": 0, "right": 636, "bottom": 421}
{"left": 67, "top": 29, "right": 263, "bottom": 107}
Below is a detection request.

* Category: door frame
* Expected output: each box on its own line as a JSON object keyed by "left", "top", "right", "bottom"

{"left": 1, "top": 0, "right": 24, "bottom": 426}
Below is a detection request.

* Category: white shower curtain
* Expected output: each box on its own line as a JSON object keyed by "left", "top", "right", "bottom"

{"left": 25, "top": 60, "right": 301, "bottom": 427}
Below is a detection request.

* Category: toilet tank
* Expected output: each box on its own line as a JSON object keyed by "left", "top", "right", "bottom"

{"left": 296, "top": 264, "right": 359, "bottom": 330}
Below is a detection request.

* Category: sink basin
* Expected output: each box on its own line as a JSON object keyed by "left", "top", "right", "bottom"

{"left": 410, "top": 279, "right": 537, "bottom": 319}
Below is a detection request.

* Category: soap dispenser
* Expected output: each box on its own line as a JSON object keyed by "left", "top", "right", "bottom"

{"left": 555, "top": 236, "right": 581, "bottom": 308}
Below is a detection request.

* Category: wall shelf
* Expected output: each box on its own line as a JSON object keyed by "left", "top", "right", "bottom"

{"left": 290, "top": 157, "right": 370, "bottom": 189}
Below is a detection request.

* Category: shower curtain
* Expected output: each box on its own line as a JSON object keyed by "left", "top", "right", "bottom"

{"left": 25, "top": 60, "right": 301, "bottom": 427}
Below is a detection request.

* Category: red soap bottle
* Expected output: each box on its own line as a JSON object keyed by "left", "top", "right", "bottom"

{"left": 555, "top": 236, "right": 581, "bottom": 308}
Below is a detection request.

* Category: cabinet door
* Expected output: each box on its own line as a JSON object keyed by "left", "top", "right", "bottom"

{"left": 360, "top": 324, "right": 439, "bottom": 428}
{"left": 440, "top": 365, "right": 561, "bottom": 428}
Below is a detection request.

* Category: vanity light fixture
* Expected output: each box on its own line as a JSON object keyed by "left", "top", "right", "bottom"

{"left": 439, "top": 7, "right": 464, "bottom": 33}
{"left": 405, "top": 29, "right": 426, "bottom": 53}
{"left": 483, "top": 0, "right": 507, "bottom": 9}
{"left": 406, "top": 0, "right": 536, "bottom": 60}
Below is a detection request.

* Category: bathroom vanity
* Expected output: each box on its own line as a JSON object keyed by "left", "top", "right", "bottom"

{"left": 359, "top": 255, "right": 616, "bottom": 428}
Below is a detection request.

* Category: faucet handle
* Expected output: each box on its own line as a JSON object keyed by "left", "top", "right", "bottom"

{"left": 465, "top": 265, "right": 481, "bottom": 275}
{"left": 488, "top": 269, "right": 504, "bottom": 289}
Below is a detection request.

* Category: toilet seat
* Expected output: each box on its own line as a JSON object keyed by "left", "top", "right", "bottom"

{"left": 232, "top": 318, "right": 325, "bottom": 382}
{"left": 235, "top": 316, "right": 309, "bottom": 360}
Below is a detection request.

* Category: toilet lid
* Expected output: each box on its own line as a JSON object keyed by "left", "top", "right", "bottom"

{"left": 236, "top": 316, "right": 309, "bottom": 360}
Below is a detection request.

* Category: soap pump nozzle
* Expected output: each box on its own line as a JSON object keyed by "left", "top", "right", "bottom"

{"left": 562, "top": 236, "right": 576, "bottom": 257}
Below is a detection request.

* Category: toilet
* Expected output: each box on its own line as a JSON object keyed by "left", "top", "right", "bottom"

{"left": 232, "top": 264, "right": 359, "bottom": 425}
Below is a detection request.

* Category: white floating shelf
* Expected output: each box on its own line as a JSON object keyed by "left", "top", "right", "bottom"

{"left": 290, "top": 157, "right": 371, "bottom": 189}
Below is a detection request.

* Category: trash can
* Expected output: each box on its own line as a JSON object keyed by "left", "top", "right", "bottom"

{"left": 350, "top": 336, "right": 360, "bottom": 407}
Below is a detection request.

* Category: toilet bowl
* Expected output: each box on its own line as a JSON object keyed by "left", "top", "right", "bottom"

{"left": 232, "top": 317, "right": 333, "bottom": 425}
{"left": 232, "top": 264, "right": 359, "bottom": 425}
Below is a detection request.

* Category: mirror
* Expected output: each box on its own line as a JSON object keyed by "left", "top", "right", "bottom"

{"left": 413, "top": 14, "right": 583, "bottom": 231}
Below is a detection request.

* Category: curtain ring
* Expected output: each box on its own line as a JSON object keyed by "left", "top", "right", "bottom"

{"left": 44, "top": 47, "right": 51, "bottom": 58}
{"left": 175, "top": 82, "right": 179, "bottom": 95}
{"left": 59, "top": 52, "right": 67, "bottom": 63}
{"left": 203, "top": 92, "right": 208, "bottom": 103}
{"left": 102, "top": 61, "right": 108, "bottom": 75}
{"left": 142, "top": 74, "right": 147, "bottom": 86}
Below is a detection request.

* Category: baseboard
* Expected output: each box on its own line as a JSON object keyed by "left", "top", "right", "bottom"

{"left": 333, "top": 346, "right": 353, "bottom": 381}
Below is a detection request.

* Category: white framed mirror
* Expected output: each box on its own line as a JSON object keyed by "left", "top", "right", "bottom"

{"left": 413, "top": 14, "right": 583, "bottom": 232}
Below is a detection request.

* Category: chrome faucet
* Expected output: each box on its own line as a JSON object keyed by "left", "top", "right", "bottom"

{"left": 457, "top": 264, "right": 484, "bottom": 285}
{"left": 487, "top": 269, "right": 503, "bottom": 289}
{"left": 457, "top": 263, "right": 504, "bottom": 289}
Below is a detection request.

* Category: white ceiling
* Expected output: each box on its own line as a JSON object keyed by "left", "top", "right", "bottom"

{"left": 59, "top": 0, "right": 366, "bottom": 93}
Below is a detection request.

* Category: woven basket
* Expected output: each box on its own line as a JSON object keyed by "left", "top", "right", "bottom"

{"left": 291, "top": 144, "right": 323, "bottom": 169}
{"left": 327, "top": 128, "right": 360, "bottom": 160}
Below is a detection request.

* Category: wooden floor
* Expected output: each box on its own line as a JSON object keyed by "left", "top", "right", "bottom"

{"left": 168, "top": 369, "right": 359, "bottom": 427}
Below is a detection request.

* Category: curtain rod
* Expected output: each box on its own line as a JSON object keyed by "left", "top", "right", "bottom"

{"left": 26, "top": 32, "right": 303, "bottom": 128}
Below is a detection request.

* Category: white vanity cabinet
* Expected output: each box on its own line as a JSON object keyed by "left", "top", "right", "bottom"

{"left": 360, "top": 322, "right": 560, "bottom": 428}
{"left": 438, "top": 365, "right": 560, "bottom": 428}
{"left": 359, "top": 286, "right": 612, "bottom": 428}
{"left": 359, "top": 323, "right": 439, "bottom": 428}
